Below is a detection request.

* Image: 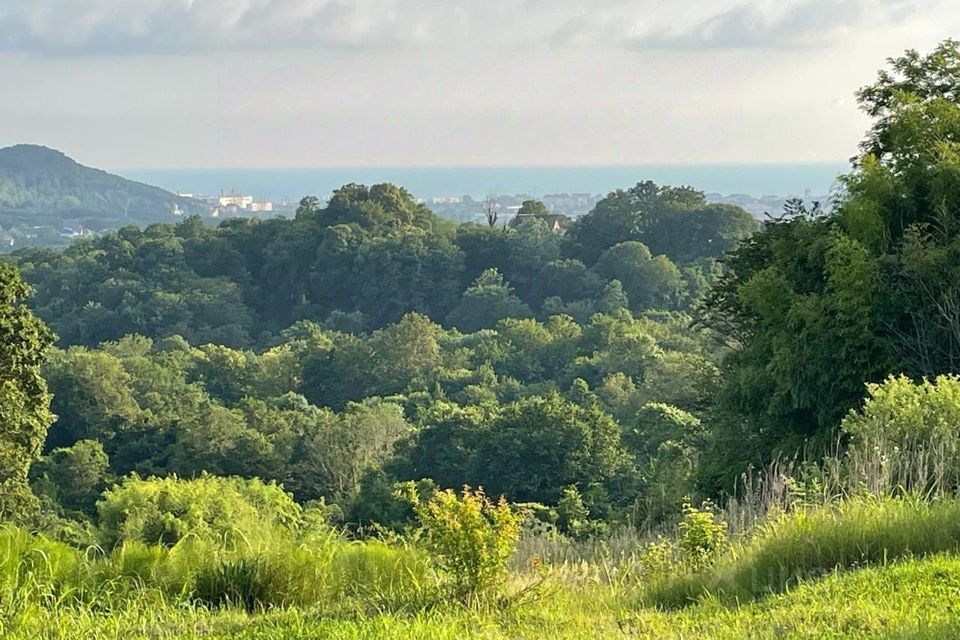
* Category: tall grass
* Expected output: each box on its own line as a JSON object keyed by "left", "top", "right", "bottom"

{"left": 8, "top": 437, "right": 960, "bottom": 633}
{"left": 645, "top": 495, "right": 960, "bottom": 607}
{"left": 725, "top": 436, "right": 960, "bottom": 534}
{"left": 508, "top": 437, "right": 960, "bottom": 602}
{"left": 0, "top": 522, "right": 439, "bottom": 623}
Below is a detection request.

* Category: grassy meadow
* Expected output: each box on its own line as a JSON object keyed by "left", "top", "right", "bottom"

{"left": 7, "top": 489, "right": 960, "bottom": 640}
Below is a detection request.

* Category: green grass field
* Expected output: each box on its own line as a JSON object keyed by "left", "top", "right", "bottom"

{"left": 6, "top": 554, "right": 960, "bottom": 639}
{"left": 6, "top": 496, "right": 960, "bottom": 640}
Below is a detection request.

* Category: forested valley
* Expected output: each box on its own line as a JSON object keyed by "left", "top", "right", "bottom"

{"left": 3, "top": 41, "right": 960, "bottom": 639}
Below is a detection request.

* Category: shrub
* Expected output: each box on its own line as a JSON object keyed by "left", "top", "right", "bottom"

{"left": 838, "top": 375, "right": 960, "bottom": 495}
{"left": 556, "top": 486, "right": 607, "bottom": 540}
{"left": 677, "top": 501, "right": 727, "bottom": 568}
{"left": 97, "top": 474, "right": 304, "bottom": 549}
{"left": 842, "top": 374, "right": 960, "bottom": 447}
{"left": 401, "top": 484, "right": 521, "bottom": 603}
{"left": 637, "top": 537, "right": 677, "bottom": 581}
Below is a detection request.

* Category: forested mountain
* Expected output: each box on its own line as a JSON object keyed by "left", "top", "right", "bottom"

{"left": 0, "top": 144, "right": 204, "bottom": 236}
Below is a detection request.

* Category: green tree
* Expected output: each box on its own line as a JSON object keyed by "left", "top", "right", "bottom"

{"left": 0, "top": 264, "right": 55, "bottom": 520}
{"left": 31, "top": 439, "right": 109, "bottom": 516}
{"left": 594, "top": 242, "right": 683, "bottom": 310}
{"left": 170, "top": 404, "right": 276, "bottom": 478}
{"left": 566, "top": 181, "right": 726, "bottom": 264}
{"left": 43, "top": 347, "right": 141, "bottom": 449}
{"left": 402, "top": 402, "right": 496, "bottom": 492}
{"left": 531, "top": 259, "right": 602, "bottom": 305}
{"left": 299, "top": 330, "right": 375, "bottom": 409}
{"left": 290, "top": 400, "right": 412, "bottom": 503}
{"left": 446, "top": 269, "right": 533, "bottom": 333}
{"left": 367, "top": 313, "right": 443, "bottom": 395}
{"left": 857, "top": 38, "right": 960, "bottom": 158}
{"left": 517, "top": 199, "right": 549, "bottom": 218}
{"left": 700, "top": 41, "right": 960, "bottom": 490}
{"left": 473, "top": 393, "right": 627, "bottom": 504}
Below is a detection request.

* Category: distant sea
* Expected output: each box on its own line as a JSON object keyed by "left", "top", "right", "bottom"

{"left": 119, "top": 163, "right": 848, "bottom": 203}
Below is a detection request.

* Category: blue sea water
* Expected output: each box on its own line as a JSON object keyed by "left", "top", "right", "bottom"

{"left": 119, "top": 163, "right": 848, "bottom": 203}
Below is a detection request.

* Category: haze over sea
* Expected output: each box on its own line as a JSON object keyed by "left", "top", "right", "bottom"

{"left": 120, "top": 163, "right": 848, "bottom": 203}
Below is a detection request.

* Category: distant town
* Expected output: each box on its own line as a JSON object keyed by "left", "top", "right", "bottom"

{"left": 172, "top": 188, "right": 829, "bottom": 227}
{"left": 175, "top": 191, "right": 285, "bottom": 217}
{"left": 0, "top": 187, "right": 830, "bottom": 253}
{"left": 421, "top": 190, "right": 829, "bottom": 224}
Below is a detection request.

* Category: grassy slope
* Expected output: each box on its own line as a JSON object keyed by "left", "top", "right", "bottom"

{"left": 646, "top": 496, "right": 960, "bottom": 608}
{"left": 8, "top": 554, "right": 960, "bottom": 639}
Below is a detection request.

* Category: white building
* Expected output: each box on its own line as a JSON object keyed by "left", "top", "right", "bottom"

{"left": 219, "top": 194, "right": 255, "bottom": 208}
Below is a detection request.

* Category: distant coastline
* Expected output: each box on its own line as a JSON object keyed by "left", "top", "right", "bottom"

{"left": 119, "top": 162, "right": 848, "bottom": 204}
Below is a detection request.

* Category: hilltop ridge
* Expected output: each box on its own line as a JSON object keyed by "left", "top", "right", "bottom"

{"left": 0, "top": 144, "right": 204, "bottom": 247}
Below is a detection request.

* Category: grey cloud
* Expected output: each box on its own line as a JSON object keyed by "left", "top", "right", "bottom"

{"left": 0, "top": 0, "right": 434, "bottom": 55}
{"left": 0, "top": 0, "right": 931, "bottom": 57}
{"left": 623, "top": 0, "right": 919, "bottom": 50}
{"left": 548, "top": 0, "right": 924, "bottom": 52}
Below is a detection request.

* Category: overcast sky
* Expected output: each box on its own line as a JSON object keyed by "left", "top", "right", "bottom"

{"left": 0, "top": 0, "right": 956, "bottom": 169}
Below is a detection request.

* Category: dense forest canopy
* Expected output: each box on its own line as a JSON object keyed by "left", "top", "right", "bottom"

{"left": 31, "top": 309, "right": 716, "bottom": 531}
{"left": 4, "top": 41, "right": 960, "bottom": 547}
{"left": 7, "top": 175, "right": 749, "bottom": 533}
{"left": 9, "top": 181, "right": 756, "bottom": 347}
{"left": 700, "top": 39, "right": 960, "bottom": 487}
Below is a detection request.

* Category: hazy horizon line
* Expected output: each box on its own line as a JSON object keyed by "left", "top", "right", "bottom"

{"left": 112, "top": 160, "right": 850, "bottom": 172}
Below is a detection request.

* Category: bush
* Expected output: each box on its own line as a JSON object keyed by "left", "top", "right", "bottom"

{"left": 677, "top": 501, "right": 727, "bottom": 568}
{"left": 842, "top": 374, "right": 960, "bottom": 447}
{"left": 556, "top": 486, "right": 607, "bottom": 540}
{"left": 97, "top": 474, "right": 304, "bottom": 549}
{"left": 401, "top": 484, "right": 521, "bottom": 604}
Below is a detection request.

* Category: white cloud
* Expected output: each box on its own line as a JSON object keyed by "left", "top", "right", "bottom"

{"left": 0, "top": 0, "right": 954, "bottom": 168}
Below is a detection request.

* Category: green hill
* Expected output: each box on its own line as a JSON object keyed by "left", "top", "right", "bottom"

{"left": 0, "top": 144, "right": 204, "bottom": 242}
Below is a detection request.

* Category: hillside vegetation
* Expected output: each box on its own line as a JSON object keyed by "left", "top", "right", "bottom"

{"left": 1, "top": 40, "right": 960, "bottom": 639}
{"left": 11, "top": 180, "right": 755, "bottom": 345}
{"left": 0, "top": 145, "right": 204, "bottom": 248}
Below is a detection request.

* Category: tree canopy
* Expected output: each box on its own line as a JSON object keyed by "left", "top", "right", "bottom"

{"left": 10, "top": 180, "right": 748, "bottom": 348}
{"left": 700, "top": 39, "right": 960, "bottom": 489}
{"left": 0, "top": 265, "right": 55, "bottom": 519}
